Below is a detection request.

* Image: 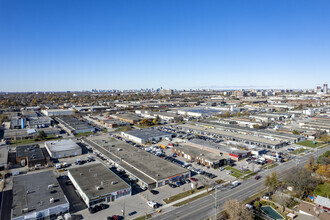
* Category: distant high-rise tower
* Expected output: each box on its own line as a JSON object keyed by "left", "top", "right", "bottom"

{"left": 323, "top": 84, "right": 328, "bottom": 94}
{"left": 316, "top": 86, "right": 322, "bottom": 93}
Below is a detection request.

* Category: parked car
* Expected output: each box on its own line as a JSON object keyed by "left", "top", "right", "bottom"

{"left": 150, "top": 190, "right": 159, "bottom": 195}
{"left": 169, "top": 183, "right": 177, "bottom": 188}
{"left": 190, "top": 178, "right": 198, "bottom": 182}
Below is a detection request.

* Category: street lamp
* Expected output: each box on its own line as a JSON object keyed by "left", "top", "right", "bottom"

{"left": 209, "top": 186, "right": 218, "bottom": 220}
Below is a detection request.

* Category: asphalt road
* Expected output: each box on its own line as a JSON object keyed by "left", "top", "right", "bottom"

{"left": 153, "top": 145, "right": 329, "bottom": 220}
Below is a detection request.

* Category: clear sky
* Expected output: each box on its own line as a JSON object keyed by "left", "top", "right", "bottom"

{"left": 0, "top": 0, "right": 330, "bottom": 92}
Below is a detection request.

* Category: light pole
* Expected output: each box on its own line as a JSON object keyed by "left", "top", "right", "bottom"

{"left": 210, "top": 187, "right": 218, "bottom": 220}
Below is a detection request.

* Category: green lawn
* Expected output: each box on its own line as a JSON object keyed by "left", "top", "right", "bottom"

{"left": 224, "top": 166, "right": 252, "bottom": 178}
{"left": 173, "top": 189, "right": 214, "bottom": 207}
{"left": 74, "top": 131, "right": 94, "bottom": 137}
{"left": 10, "top": 135, "right": 61, "bottom": 145}
{"left": 314, "top": 182, "right": 330, "bottom": 197}
{"left": 263, "top": 163, "right": 278, "bottom": 170}
{"left": 290, "top": 148, "right": 306, "bottom": 155}
{"left": 296, "top": 140, "right": 323, "bottom": 148}
{"left": 163, "top": 186, "right": 210, "bottom": 204}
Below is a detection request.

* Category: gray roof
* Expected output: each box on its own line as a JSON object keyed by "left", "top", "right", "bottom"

{"left": 315, "top": 196, "right": 330, "bottom": 209}
{"left": 85, "top": 136, "right": 189, "bottom": 183}
{"left": 189, "top": 139, "right": 248, "bottom": 156}
{"left": 68, "top": 163, "right": 130, "bottom": 199}
{"left": 56, "top": 116, "right": 94, "bottom": 133}
{"left": 0, "top": 146, "right": 8, "bottom": 165}
{"left": 174, "top": 144, "right": 226, "bottom": 162}
{"left": 45, "top": 139, "right": 80, "bottom": 152}
{"left": 123, "top": 128, "right": 171, "bottom": 139}
{"left": 12, "top": 170, "right": 68, "bottom": 218}
{"left": 16, "top": 145, "right": 45, "bottom": 162}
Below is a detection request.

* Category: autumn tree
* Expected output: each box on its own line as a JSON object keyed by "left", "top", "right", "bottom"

{"left": 265, "top": 172, "right": 279, "bottom": 193}
{"left": 305, "top": 156, "right": 318, "bottom": 173}
{"left": 223, "top": 199, "right": 253, "bottom": 220}
{"left": 316, "top": 164, "right": 330, "bottom": 178}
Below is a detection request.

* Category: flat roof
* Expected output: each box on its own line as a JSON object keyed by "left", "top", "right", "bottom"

{"left": 174, "top": 144, "right": 226, "bottom": 162}
{"left": 0, "top": 146, "right": 8, "bottom": 165}
{"left": 56, "top": 116, "right": 94, "bottom": 132}
{"left": 178, "top": 124, "right": 281, "bottom": 146}
{"left": 123, "top": 128, "right": 171, "bottom": 139}
{"left": 12, "top": 170, "right": 68, "bottom": 218}
{"left": 68, "top": 163, "right": 130, "bottom": 199}
{"left": 188, "top": 139, "right": 248, "bottom": 155}
{"left": 198, "top": 121, "right": 303, "bottom": 140}
{"left": 85, "top": 136, "right": 189, "bottom": 183}
{"left": 16, "top": 145, "right": 45, "bottom": 162}
{"left": 45, "top": 139, "right": 81, "bottom": 152}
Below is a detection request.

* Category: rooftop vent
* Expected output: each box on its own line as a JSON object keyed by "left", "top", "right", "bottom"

{"left": 111, "top": 181, "right": 118, "bottom": 185}
{"left": 96, "top": 186, "right": 103, "bottom": 190}
{"left": 50, "top": 198, "right": 54, "bottom": 204}
{"left": 47, "top": 184, "right": 54, "bottom": 189}
{"left": 22, "top": 208, "right": 28, "bottom": 213}
{"left": 117, "top": 148, "right": 122, "bottom": 151}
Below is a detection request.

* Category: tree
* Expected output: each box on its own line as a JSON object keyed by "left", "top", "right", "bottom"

{"left": 152, "top": 116, "right": 161, "bottom": 125}
{"left": 316, "top": 165, "right": 330, "bottom": 178}
{"left": 265, "top": 172, "right": 279, "bottom": 192}
{"left": 305, "top": 156, "right": 318, "bottom": 173}
{"left": 223, "top": 199, "right": 253, "bottom": 220}
{"left": 319, "top": 135, "right": 330, "bottom": 144}
{"left": 292, "top": 130, "right": 300, "bottom": 135}
{"left": 317, "top": 151, "right": 330, "bottom": 165}
{"left": 37, "top": 130, "right": 47, "bottom": 140}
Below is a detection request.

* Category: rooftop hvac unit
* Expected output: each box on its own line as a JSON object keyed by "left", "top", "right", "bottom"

{"left": 111, "top": 181, "right": 118, "bottom": 185}
{"left": 50, "top": 198, "right": 54, "bottom": 203}
{"left": 96, "top": 186, "right": 103, "bottom": 190}
{"left": 48, "top": 184, "right": 54, "bottom": 189}
{"left": 22, "top": 208, "right": 28, "bottom": 213}
{"left": 117, "top": 148, "right": 122, "bottom": 151}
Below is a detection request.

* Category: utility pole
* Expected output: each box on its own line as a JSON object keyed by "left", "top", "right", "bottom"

{"left": 214, "top": 187, "right": 217, "bottom": 220}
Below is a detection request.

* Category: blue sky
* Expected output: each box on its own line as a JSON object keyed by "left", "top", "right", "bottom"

{"left": 0, "top": 0, "right": 330, "bottom": 92}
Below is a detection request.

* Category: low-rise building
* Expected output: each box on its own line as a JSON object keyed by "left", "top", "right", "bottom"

{"left": 11, "top": 170, "right": 69, "bottom": 220}
{"left": 0, "top": 146, "right": 8, "bottom": 170}
{"left": 114, "top": 113, "right": 142, "bottom": 124}
{"left": 45, "top": 139, "right": 82, "bottom": 159}
{"left": 172, "top": 144, "right": 230, "bottom": 168}
{"left": 68, "top": 163, "right": 131, "bottom": 207}
{"left": 16, "top": 145, "right": 46, "bottom": 167}
{"left": 41, "top": 109, "right": 74, "bottom": 117}
{"left": 121, "top": 128, "right": 172, "bottom": 144}
{"left": 56, "top": 116, "right": 95, "bottom": 134}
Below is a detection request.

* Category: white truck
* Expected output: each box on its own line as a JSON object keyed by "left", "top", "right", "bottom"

{"left": 147, "top": 201, "right": 157, "bottom": 209}
{"left": 230, "top": 181, "right": 240, "bottom": 189}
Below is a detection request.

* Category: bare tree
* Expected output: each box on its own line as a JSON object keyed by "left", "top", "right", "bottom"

{"left": 223, "top": 199, "right": 253, "bottom": 220}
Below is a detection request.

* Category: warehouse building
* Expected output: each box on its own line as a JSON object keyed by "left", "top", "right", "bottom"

{"left": 16, "top": 145, "right": 46, "bottom": 167}
{"left": 121, "top": 128, "right": 172, "bottom": 144}
{"left": 197, "top": 121, "right": 305, "bottom": 144}
{"left": 177, "top": 108, "right": 221, "bottom": 118}
{"left": 83, "top": 136, "right": 190, "bottom": 189}
{"left": 11, "top": 170, "right": 69, "bottom": 220}
{"left": 68, "top": 163, "right": 131, "bottom": 207}
{"left": 172, "top": 144, "right": 230, "bottom": 168}
{"left": 187, "top": 139, "right": 250, "bottom": 161}
{"left": 56, "top": 116, "right": 95, "bottom": 135}
{"left": 41, "top": 109, "right": 74, "bottom": 117}
{"left": 2, "top": 128, "right": 60, "bottom": 142}
{"left": 0, "top": 146, "right": 8, "bottom": 170}
{"left": 177, "top": 124, "right": 284, "bottom": 149}
{"left": 45, "top": 139, "right": 82, "bottom": 159}
{"left": 114, "top": 113, "right": 142, "bottom": 124}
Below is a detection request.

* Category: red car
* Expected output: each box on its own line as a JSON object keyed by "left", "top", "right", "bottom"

{"left": 254, "top": 175, "right": 261, "bottom": 180}
{"left": 190, "top": 178, "right": 198, "bottom": 182}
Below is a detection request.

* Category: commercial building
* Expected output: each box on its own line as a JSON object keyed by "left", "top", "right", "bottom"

{"left": 16, "top": 145, "right": 46, "bottom": 167}
{"left": 102, "top": 119, "right": 130, "bottom": 128}
{"left": 45, "top": 139, "right": 82, "bottom": 159}
{"left": 0, "top": 146, "right": 8, "bottom": 170}
{"left": 83, "top": 136, "right": 190, "bottom": 189}
{"left": 11, "top": 170, "right": 69, "bottom": 220}
{"left": 114, "top": 113, "right": 142, "bottom": 124}
{"left": 187, "top": 139, "right": 250, "bottom": 161}
{"left": 177, "top": 124, "right": 284, "bottom": 149}
{"left": 197, "top": 121, "right": 305, "bottom": 144}
{"left": 2, "top": 128, "right": 60, "bottom": 142}
{"left": 177, "top": 108, "right": 221, "bottom": 118}
{"left": 68, "top": 163, "right": 131, "bottom": 208}
{"left": 121, "top": 128, "right": 172, "bottom": 144}
{"left": 172, "top": 144, "right": 230, "bottom": 168}
{"left": 41, "top": 109, "right": 74, "bottom": 117}
{"left": 56, "top": 116, "right": 95, "bottom": 134}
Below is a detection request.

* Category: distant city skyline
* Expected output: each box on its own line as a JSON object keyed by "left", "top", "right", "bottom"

{"left": 1, "top": 0, "right": 330, "bottom": 92}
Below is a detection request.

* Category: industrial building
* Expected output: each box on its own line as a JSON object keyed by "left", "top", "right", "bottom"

{"left": 0, "top": 146, "right": 8, "bottom": 170}
{"left": 177, "top": 124, "right": 284, "bottom": 149}
{"left": 121, "top": 128, "right": 172, "bottom": 144}
{"left": 16, "top": 145, "right": 46, "bottom": 167}
{"left": 45, "top": 139, "right": 82, "bottom": 159}
{"left": 68, "top": 163, "right": 131, "bottom": 207}
{"left": 83, "top": 136, "right": 190, "bottom": 189}
{"left": 114, "top": 113, "right": 142, "bottom": 124}
{"left": 197, "top": 121, "right": 305, "bottom": 144}
{"left": 41, "top": 109, "right": 74, "bottom": 117}
{"left": 56, "top": 116, "right": 95, "bottom": 135}
{"left": 11, "top": 170, "right": 69, "bottom": 220}
{"left": 177, "top": 108, "right": 221, "bottom": 117}
{"left": 187, "top": 139, "right": 250, "bottom": 161}
{"left": 172, "top": 144, "right": 230, "bottom": 168}
{"left": 2, "top": 128, "right": 60, "bottom": 142}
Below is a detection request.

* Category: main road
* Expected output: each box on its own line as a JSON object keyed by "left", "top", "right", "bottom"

{"left": 153, "top": 145, "right": 329, "bottom": 220}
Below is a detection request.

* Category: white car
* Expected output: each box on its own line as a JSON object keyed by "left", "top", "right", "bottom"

{"left": 147, "top": 201, "right": 157, "bottom": 209}
{"left": 219, "top": 167, "right": 224, "bottom": 171}
{"left": 226, "top": 171, "right": 233, "bottom": 175}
